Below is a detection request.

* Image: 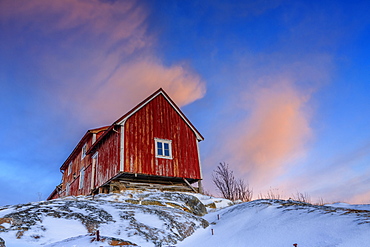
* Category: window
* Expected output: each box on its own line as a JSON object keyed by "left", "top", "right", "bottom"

{"left": 155, "top": 138, "right": 172, "bottom": 159}
{"left": 92, "top": 152, "right": 98, "bottom": 161}
{"left": 67, "top": 161, "right": 72, "bottom": 175}
{"left": 81, "top": 143, "right": 87, "bottom": 160}
{"left": 66, "top": 183, "right": 70, "bottom": 196}
{"left": 79, "top": 168, "right": 85, "bottom": 189}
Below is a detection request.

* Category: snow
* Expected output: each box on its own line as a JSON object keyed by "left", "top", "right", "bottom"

{"left": 134, "top": 212, "right": 163, "bottom": 229}
{"left": 1, "top": 192, "right": 370, "bottom": 247}
{"left": 0, "top": 191, "right": 207, "bottom": 247}
{"left": 186, "top": 193, "right": 233, "bottom": 212}
{"left": 38, "top": 218, "right": 87, "bottom": 244}
{"left": 177, "top": 200, "right": 370, "bottom": 247}
{"left": 325, "top": 202, "right": 370, "bottom": 211}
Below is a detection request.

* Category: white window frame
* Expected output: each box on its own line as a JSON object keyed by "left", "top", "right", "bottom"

{"left": 81, "top": 143, "right": 87, "bottom": 160}
{"left": 91, "top": 152, "right": 98, "bottom": 190}
{"left": 67, "top": 161, "right": 72, "bottom": 175}
{"left": 92, "top": 152, "right": 99, "bottom": 161}
{"left": 66, "top": 182, "right": 70, "bottom": 196}
{"left": 79, "top": 168, "right": 85, "bottom": 189}
{"left": 154, "top": 138, "right": 172, "bottom": 159}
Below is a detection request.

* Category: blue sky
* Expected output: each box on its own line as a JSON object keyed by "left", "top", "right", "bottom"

{"left": 1, "top": 0, "right": 369, "bottom": 205}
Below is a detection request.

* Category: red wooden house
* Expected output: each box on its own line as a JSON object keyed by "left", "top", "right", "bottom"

{"left": 48, "top": 88, "right": 204, "bottom": 199}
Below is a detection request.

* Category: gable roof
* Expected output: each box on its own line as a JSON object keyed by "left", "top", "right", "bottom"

{"left": 87, "top": 88, "right": 204, "bottom": 154}
{"left": 60, "top": 126, "right": 109, "bottom": 170}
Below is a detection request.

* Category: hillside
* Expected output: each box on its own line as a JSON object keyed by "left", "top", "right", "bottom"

{"left": 0, "top": 190, "right": 231, "bottom": 247}
{"left": 178, "top": 199, "right": 370, "bottom": 247}
{"left": 1, "top": 191, "right": 369, "bottom": 247}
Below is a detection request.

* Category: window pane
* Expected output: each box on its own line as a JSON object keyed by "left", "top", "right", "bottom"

{"left": 80, "top": 170, "right": 84, "bottom": 189}
{"left": 157, "top": 142, "right": 163, "bottom": 155}
{"left": 164, "top": 143, "right": 170, "bottom": 156}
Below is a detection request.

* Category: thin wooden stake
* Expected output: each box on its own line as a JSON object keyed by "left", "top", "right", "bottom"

{"left": 96, "top": 230, "right": 100, "bottom": 241}
{"left": 211, "top": 229, "right": 214, "bottom": 235}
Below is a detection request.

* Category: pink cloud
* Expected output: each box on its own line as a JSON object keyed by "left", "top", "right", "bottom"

{"left": 1, "top": 0, "right": 150, "bottom": 57}
{"left": 1, "top": 0, "right": 206, "bottom": 126}
{"left": 85, "top": 57, "right": 206, "bottom": 124}
{"left": 200, "top": 51, "right": 333, "bottom": 198}
{"left": 232, "top": 81, "right": 312, "bottom": 187}
{"left": 349, "top": 190, "right": 370, "bottom": 204}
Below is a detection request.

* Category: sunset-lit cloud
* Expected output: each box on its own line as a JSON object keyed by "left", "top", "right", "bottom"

{"left": 199, "top": 52, "right": 333, "bottom": 196}
{"left": 81, "top": 58, "right": 206, "bottom": 123}
{"left": 0, "top": 0, "right": 205, "bottom": 126}
{"left": 231, "top": 81, "right": 312, "bottom": 187}
{"left": 0, "top": 0, "right": 149, "bottom": 52}
{"left": 275, "top": 140, "right": 370, "bottom": 204}
{"left": 1, "top": 0, "right": 370, "bottom": 206}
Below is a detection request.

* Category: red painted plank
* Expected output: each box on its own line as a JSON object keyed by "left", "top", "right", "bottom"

{"left": 52, "top": 90, "right": 202, "bottom": 200}
{"left": 124, "top": 94, "right": 201, "bottom": 179}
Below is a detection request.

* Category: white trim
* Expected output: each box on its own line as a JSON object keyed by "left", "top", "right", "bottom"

{"left": 117, "top": 90, "right": 204, "bottom": 141}
{"left": 119, "top": 123, "right": 125, "bottom": 171}
{"left": 81, "top": 143, "right": 87, "bottom": 160}
{"left": 92, "top": 133, "right": 96, "bottom": 144}
{"left": 91, "top": 152, "right": 98, "bottom": 190}
{"left": 79, "top": 167, "right": 85, "bottom": 189}
{"left": 66, "top": 182, "right": 70, "bottom": 196}
{"left": 154, "top": 138, "right": 173, "bottom": 159}
{"left": 67, "top": 161, "right": 72, "bottom": 176}
{"left": 196, "top": 140, "right": 203, "bottom": 179}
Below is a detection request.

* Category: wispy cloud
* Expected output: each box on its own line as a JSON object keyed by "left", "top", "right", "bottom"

{"left": 201, "top": 51, "right": 333, "bottom": 196}
{"left": 278, "top": 140, "right": 370, "bottom": 203}
{"left": 231, "top": 81, "right": 312, "bottom": 186}
{"left": 1, "top": 0, "right": 205, "bottom": 126}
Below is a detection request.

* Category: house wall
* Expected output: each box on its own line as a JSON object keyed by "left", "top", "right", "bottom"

{"left": 52, "top": 91, "right": 202, "bottom": 200}
{"left": 94, "top": 130, "right": 121, "bottom": 188}
{"left": 59, "top": 129, "right": 121, "bottom": 197}
{"left": 123, "top": 94, "right": 201, "bottom": 180}
{"left": 60, "top": 134, "right": 96, "bottom": 197}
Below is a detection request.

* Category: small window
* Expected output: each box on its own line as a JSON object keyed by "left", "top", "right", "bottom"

{"left": 155, "top": 138, "right": 172, "bottom": 159}
{"left": 81, "top": 143, "right": 87, "bottom": 160}
{"left": 66, "top": 183, "right": 70, "bottom": 196}
{"left": 79, "top": 168, "right": 85, "bottom": 189}
{"left": 92, "top": 152, "right": 98, "bottom": 166}
{"left": 67, "top": 161, "right": 72, "bottom": 175}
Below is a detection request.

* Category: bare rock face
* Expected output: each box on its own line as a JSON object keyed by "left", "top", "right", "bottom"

{"left": 0, "top": 192, "right": 209, "bottom": 247}
{"left": 104, "top": 190, "right": 208, "bottom": 216}
{"left": 0, "top": 237, "right": 5, "bottom": 247}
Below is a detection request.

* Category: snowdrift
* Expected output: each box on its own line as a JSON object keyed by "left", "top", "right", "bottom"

{"left": 178, "top": 199, "right": 370, "bottom": 247}
{"left": 1, "top": 191, "right": 369, "bottom": 247}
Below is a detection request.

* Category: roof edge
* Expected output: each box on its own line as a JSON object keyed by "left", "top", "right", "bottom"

{"left": 60, "top": 126, "right": 109, "bottom": 170}
{"left": 87, "top": 88, "right": 204, "bottom": 156}
{"left": 117, "top": 88, "right": 204, "bottom": 140}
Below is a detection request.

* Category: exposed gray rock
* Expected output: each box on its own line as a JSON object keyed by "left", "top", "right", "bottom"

{"left": 0, "top": 192, "right": 209, "bottom": 246}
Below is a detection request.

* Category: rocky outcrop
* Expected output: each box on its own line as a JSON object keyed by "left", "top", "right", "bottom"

{"left": 0, "top": 191, "right": 209, "bottom": 247}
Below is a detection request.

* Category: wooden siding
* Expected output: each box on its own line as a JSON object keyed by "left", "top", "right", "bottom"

{"left": 94, "top": 130, "right": 121, "bottom": 188}
{"left": 49, "top": 89, "right": 203, "bottom": 200}
{"left": 60, "top": 134, "right": 94, "bottom": 197}
{"left": 124, "top": 94, "right": 201, "bottom": 179}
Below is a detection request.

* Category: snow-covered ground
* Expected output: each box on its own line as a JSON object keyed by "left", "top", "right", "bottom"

{"left": 178, "top": 199, "right": 370, "bottom": 247}
{"left": 0, "top": 190, "right": 230, "bottom": 247}
{"left": 1, "top": 191, "right": 369, "bottom": 247}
